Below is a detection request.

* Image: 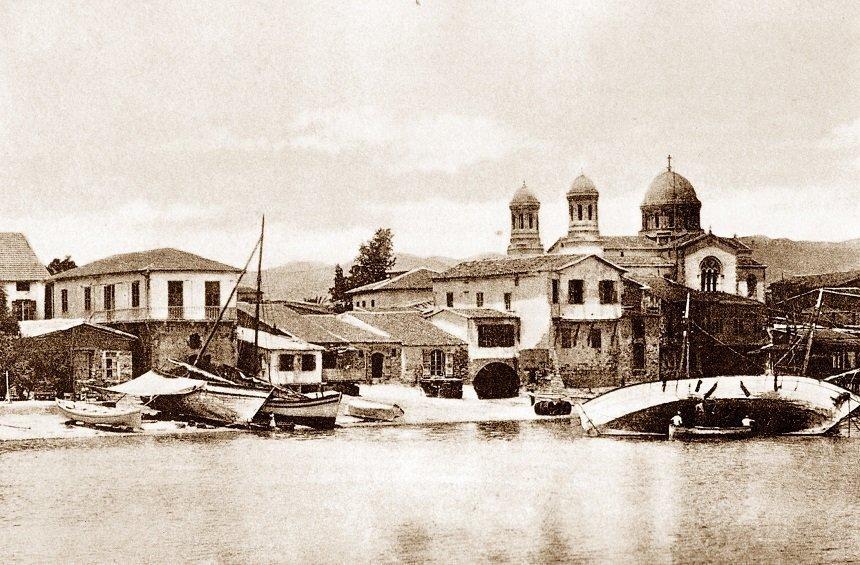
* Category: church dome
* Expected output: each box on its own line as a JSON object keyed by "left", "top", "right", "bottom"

{"left": 643, "top": 170, "right": 700, "bottom": 206}
{"left": 511, "top": 181, "right": 540, "bottom": 206}
{"left": 567, "top": 174, "right": 598, "bottom": 196}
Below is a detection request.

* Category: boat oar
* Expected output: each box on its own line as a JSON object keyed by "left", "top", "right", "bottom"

{"left": 0, "top": 421, "right": 31, "bottom": 430}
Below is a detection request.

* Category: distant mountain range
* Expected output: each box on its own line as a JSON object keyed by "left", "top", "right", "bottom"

{"left": 253, "top": 237, "right": 860, "bottom": 301}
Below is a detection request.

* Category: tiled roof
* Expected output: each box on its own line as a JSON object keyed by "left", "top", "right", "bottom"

{"left": 601, "top": 235, "right": 661, "bottom": 249}
{"left": 19, "top": 319, "right": 137, "bottom": 339}
{"left": 307, "top": 314, "right": 399, "bottom": 344}
{"left": 604, "top": 253, "right": 674, "bottom": 268}
{"left": 641, "top": 276, "right": 764, "bottom": 307}
{"left": 238, "top": 302, "right": 341, "bottom": 344}
{"left": 0, "top": 233, "right": 49, "bottom": 281}
{"left": 436, "top": 254, "right": 590, "bottom": 280}
{"left": 346, "top": 267, "right": 438, "bottom": 295}
{"left": 443, "top": 308, "right": 519, "bottom": 319}
{"left": 347, "top": 311, "right": 465, "bottom": 346}
{"left": 769, "top": 270, "right": 860, "bottom": 294}
{"left": 737, "top": 256, "right": 766, "bottom": 267}
{"left": 52, "top": 248, "right": 240, "bottom": 281}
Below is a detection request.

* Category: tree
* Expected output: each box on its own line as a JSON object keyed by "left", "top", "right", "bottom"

{"left": 350, "top": 228, "right": 396, "bottom": 288}
{"left": 329, "top": 264, "right": 350, "bottom": 313}
{"left": 47, "top": 255, "right": 77, "bottom": 275}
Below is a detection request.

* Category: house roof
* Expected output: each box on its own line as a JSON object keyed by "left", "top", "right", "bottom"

{"left": 307, "top": 314, "right": 399, "bottom": 344}
{"left": 0, "top": 233, "right": 49, "bottom": 281}
{"left": 237, "top": 302, "right": 399, "bottom": 344}
{"left": 346, "top": 311, "right": 465, "bottom": 346}
{"left": 236, "top": 326, "right": 324, "bottom": 351}
{"left": 51, "top": 248, "right": 240, "bottom": 281}
{"left": 641, "top": 276, "right": 764, "bottom": 307}
{"left": 737, "top": 256, "right": 766, "bottom": 267}
{"left": 770, "top": 270, "right": 860, "bottom": 294}
{"left": 346, "top": 267, "right": 438, "bottom": 295}
{"left": 429, "top": 307, "right": 519, "bottom": 320}
{"left": 435, "top": 254, "right": 623, "bottom": 280}
{"left": 19, "top": 319, "right": 138, "bottom": 340}
{"left": 601, "top": 235, "right": 662, "bottom": 250}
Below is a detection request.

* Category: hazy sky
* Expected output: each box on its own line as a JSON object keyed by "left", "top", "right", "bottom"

{"left": 1, "top": 1, "right": 858, "bottom": 268}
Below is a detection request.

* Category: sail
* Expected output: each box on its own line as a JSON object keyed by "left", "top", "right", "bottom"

{"left": 107, "top": 370, "right": 205, "bottom": 396}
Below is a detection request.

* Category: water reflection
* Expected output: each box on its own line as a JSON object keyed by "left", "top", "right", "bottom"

{"left": 474, "top": 420, "right": 521, "bottom": 440}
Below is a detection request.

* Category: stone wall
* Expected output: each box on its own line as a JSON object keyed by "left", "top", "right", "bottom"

{"left": 111, "top": 321, "right": 237, "bottom": 375}
{"left": 402, "top": 345, "right": 469, "bottom": 384}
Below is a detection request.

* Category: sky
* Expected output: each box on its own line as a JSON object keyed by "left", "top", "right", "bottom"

{"left": 1, "top": 0, "right": 858, "bottom": 269}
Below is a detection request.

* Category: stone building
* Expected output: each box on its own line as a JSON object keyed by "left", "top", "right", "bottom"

{"left": 0, "top": 232, "right": 50, "bottom": 321}
{"left": 47, "top": 248, "right": 241, "bottom": 375}
{"left": 344, "top": 311, "right": 468, "bottom": 384}
{"left": 347, "top": 267, "right": 438, "bottom": 310}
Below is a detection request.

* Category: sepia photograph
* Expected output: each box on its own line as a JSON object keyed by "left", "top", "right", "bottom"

{"left": 0, "top": 1, "right": 858, "bottom": 563}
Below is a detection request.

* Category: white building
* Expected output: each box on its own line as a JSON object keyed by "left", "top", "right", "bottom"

{"left": 0, "top": 232, "right": 49, "bottom": 321}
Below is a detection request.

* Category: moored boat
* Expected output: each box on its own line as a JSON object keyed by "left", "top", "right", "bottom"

{"left": 55, "top": 399, "right": 142, "bottom": 430}
{"left": 346, "top": 398, "right": 404, "bottom": 422}
{"left": 668, "top": 424, "right": 753, "bottom": 440}
{"left": 262, "top": 390, "right": 342, "bottom": 430}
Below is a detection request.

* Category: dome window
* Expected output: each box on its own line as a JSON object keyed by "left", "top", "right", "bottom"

{"left": 700, "top": 256, "right": 722, "bottom": 292}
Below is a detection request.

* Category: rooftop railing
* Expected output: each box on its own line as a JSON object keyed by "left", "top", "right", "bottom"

{"left": 88, "top": 305, "right": 235, "bottom": 324}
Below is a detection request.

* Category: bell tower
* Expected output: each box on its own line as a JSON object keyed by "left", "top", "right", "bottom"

{"left": 507, "top": 181, "right": 544, "bottom": 256}
{"left": 567, "top": 174, "right": 600, "bottom": 241}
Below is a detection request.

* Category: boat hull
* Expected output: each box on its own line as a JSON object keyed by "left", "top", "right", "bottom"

{"left": 153, "top": 384, "right": 271, "bottom": 425}
{"left": 261, "top": 391, "right": 342, "bottom": 430}
{"left": 668, "top": 424, "right": 753, "bottom": 440}
{"left": 55, "top": 399, "right": 142, "bottom": 430}
{"left": 346, "top": 399, "right": 404, "bottom": 422}
{"left": 577, "top": 375, "right": 860, "bottom": 436}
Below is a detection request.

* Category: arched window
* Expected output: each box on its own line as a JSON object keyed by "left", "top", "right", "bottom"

{"left": 654, "top": 213, "right": 660, "bottom": 228}
{"left": 511, "top": 212, "right": 516, "bottom": 229}
{"left": 746, "top": 274, "right": 758, "bottom": 298}
{"left": 528, "top": 214, "right": 533, "bottom": 229}
{"left": 429, "top": 349, "right": 445, "bottom": 377}
{"left": 569, "top": 204, "right": 574, "bottom": 220}
{"left": 700, "top": 256, "right": 722, "bottom": 292}
{"left": 578, "top": 205, "right": 583, "bottom": 221}
{"left": 519, "top": 213, "right": 524, "bottom": 229}
{"left": 588, "top": 204, "right": 593, "bottom": 220}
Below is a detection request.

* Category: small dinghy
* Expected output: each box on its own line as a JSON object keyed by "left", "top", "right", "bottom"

{"left": 668, "top": 424, "right": 753, "bottom": 440}
{"left": 346, "top": 399, "right": 404, "bottom": 422}
{"left": 55, "top": 399, "right": 142, "bottom": 431}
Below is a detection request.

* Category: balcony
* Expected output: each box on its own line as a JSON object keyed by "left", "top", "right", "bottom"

{"left": 88, "top": 306, "right": 236, "bottom": 324}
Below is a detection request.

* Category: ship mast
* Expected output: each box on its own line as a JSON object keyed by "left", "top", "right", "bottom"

{"left": 253, "top": 215, "right": 265, "bottom": 377}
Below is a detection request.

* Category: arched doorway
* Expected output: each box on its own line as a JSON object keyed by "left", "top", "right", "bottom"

{"left": 370, "top": 352, "right": 385, "bottom": 380}
{"left": 473, "top": 362, "right": 519, "bottom": 399}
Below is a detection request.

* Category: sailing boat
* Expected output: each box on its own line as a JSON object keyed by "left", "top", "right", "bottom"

{"left": 575, "top": 293, "right": 860, "bottom": 437}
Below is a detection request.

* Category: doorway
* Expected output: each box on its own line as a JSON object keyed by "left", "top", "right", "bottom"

{"left": 370, "top": 352, "right": 385, "bottom": 380}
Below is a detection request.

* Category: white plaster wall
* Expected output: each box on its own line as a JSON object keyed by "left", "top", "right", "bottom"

{"left": 265, "top": 350, "right": 322, "bottom": 385}
{"left": 3, "top": 281, "right": 45, "bottom": 319}
{"left": 683, "top": 247, "right": 737, "bottom": 294}
{"left": 351, "top": 288, "right": 431, "bottom": 309}
{"left": 557, "top": 258, "right": 624, "bottom": 321}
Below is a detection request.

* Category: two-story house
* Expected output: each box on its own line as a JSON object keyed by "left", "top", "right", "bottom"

{"left": 430, "top": 254, "right": 660, "bottom": 394}
{"left": 48, "top": 248, "right": 241, "bottom": 374}
{"left": 0, "top": 233, "right": 50, "bottom": 321}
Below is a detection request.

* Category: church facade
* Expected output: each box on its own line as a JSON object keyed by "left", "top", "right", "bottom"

{"left": 509, "top": 158, "right": 767, "bottom": 302}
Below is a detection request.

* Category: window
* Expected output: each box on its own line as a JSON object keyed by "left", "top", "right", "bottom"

{"left": 514, "top": 276, "right": 519, "bottom": 287}
{"left": 167, "top": 281, "right": 183, "bottom": 318}
{"left": 551, "top": 279, "right": 559, "bottom": 304}
{"left": 633, "top": 344, "right": 645, "bottom": 370}
{"left": 103, "top": 351, "right": 119, "bottom": 381}
{"left": 391, "top": 348, "right": 398, "bottom": 357}
{"left": 278, "top": 354, "right": 295, "bottom": 371}
{"left": 578, "top": 204, "right": 583, "bottom": 221}
{"left": 560, "top": 328, "right": 572, "bottom": 348}
{"left": 131, "top": 281, "right": 140, "bottom": 308}
{"left": 746, "top": 274, "right": 758, "bottom": 298}
{"left": 588, "top": 328, "right": 602, "bottom": 349}
{"left": 84, "top": 286, "right": 92, "bottom": 312}
{"left": 588, "top": 204, "right": 593, "bottom": 220}
{"left": 476, "top": 292, "right": 484, "bottom": 307}
{"left": 301, "top": 354, "right": 316, "bottom": 371}
{"left": 503, "top": 292, "right": 512, "bottom": 311}
{"left": 511, "top": 212, "right": 516, "bottom": 229}
{"left": 204, "top": 281, "right": 219, "bottom": 318}
{"left": 371, "top": 300, "right": 375, "bottom": 308}
{"left": 188, "top": 333, "right": 202, "bottom": 349}
{"left": 446, "top": 292, "right": 454, "bottom": 307}
{"left": 568, "top": 279, "right": 584, "bottom": 304}
{"left": 700, "top": 256, "right": 721, "bottom": 292}
{"left": 528, "top": 214, "right": 533, "bottom": 229}
{"left": 632, "top": 317, "right": 645, "bottom": 339}
{"left": 599, "top": 280, "right": 617, "bottom": 304}
{"left": 322, "top": 351, "right": 337, "bottom": 369}
{"left": 12, "top": 299, "right": 36, "bottom": 321}
{"left": 60, "top": 289, "right": 68, "bottom": 313}
{"left": 477, "top": 324, "right": 515, "bottom": 348}
{"left": 15, "top": 281, "right": 30, "bottom": 292}
{"left": 104, "top": 284, "right": 116, "bottom": 311}
{"left": 429, "top": 349, "right": 445, "bottom": 376}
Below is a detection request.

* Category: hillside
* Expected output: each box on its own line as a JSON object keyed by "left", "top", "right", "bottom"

{"left": 252, "top": 238, "right": 860, "bottom": 301}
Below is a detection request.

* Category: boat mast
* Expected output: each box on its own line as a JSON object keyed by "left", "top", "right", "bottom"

{"left": 683, "top": 292, "right": 691, "bottom": 379}
{"left": 801, "top": 288, "right": 825, "bottom": 376}
{"left": 253, "top": 215, "right": 265, "bottom": 376}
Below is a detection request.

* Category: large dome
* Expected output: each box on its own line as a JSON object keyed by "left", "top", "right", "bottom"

{"left": 511, "top": 181, "right": 540, "bottom": 206}
{"left": 567, "top": 174, "right": 598, "bottom": 196}
{"left": 642, "top": 170, "right": 700, "bottom": 206}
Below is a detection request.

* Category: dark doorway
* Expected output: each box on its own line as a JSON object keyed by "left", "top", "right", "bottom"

{"left": 473, "top": 362, "right": 519, "bottom": 399}
{"left": 370, "top": 352, "right": 385, "bottom": 380}
{"left": 167, "top": 281, "right": 184, "bottom": 319}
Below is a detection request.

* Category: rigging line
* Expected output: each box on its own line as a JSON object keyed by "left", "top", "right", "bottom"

{"left": 690, "top": 321, "right": 760, "bottom": 371}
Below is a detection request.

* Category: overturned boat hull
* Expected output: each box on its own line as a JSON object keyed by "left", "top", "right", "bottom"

{"left": 576, "top": 375, "right": 860, "bottom": 436}
{"left": 346, "top": 399, "right": 404, "bottom": 422}
{"left": 262, "top": 391, "right": 342, "bottom": 430}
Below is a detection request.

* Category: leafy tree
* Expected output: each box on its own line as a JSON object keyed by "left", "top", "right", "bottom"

{"left": 47, "top": 255, "right": 77, "bottom": 275}
{"left": 329, "top": 264, "right": 350, "bottom": 313}
{"left": 0, "top": 285, "right": 18, "bottom": 336}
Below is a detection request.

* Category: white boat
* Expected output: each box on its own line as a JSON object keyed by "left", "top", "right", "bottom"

{"left": 346, "top": 398, "right": 404, "bottom": 422}
{"left": 262, "top": 390, "right": 342, "bottom": 430}
{"left": 668, "top": 424, "right": 753, "bottom": 440}
{"left": 576, "top": 374, "right": 860, "bottom": 436}
{"left": 55, "top": 399, "right": 142, "bottom": 430}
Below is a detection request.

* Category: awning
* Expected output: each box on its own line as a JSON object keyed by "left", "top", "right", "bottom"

{"left": 107, "top": 370, "right": 205, "bottom": 396}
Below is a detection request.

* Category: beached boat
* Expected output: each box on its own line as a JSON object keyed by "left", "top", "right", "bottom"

{"left": 55, "top": 399, "right": 142, "bottom": 430}
{"left": 668, "top": 424, "right": 753, "bottom": 440}
{"left": 262, "top": 390, "right": 342, "bottom": 430}
{"left": 576, "top": 374, "right": 860, "bottom": 436}
{"left": 346, "top": 398, "right": 404, "bottom": 422}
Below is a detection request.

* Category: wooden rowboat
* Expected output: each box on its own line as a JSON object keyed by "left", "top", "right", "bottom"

{"left": 668, "top": 424, "right": 753, "bottom": 440}
{"left": 262, "top": 390, "right": 342, "bottom": 430}
{"left": 55, "top": 399, "right": 142, "bottom": 430}
{"left": 346, "top": 399, "right": 404, "bottom": 422}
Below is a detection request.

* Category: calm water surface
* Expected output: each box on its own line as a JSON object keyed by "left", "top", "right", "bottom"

{"left": 1, "top": 421, "right": 858, "bottom": 564}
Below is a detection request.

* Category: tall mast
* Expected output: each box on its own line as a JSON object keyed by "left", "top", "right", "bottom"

{"left": 683, "top": 292, "right": 691, "bottom": 379}
{"left": 253, "top": 215, "right": 265, "bottom": 375}
{"left": 801, "top": 288, "right": 824, "bottom": 376}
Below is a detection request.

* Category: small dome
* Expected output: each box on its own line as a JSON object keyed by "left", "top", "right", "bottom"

{"left": 643, "top": 170, "right": 700, "bottom": 206}
{"left": 567, "top": 174, "right": 598, "bottom": 196}
{"left": 511, "top": 181, "right": 540, "bottom": 206}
